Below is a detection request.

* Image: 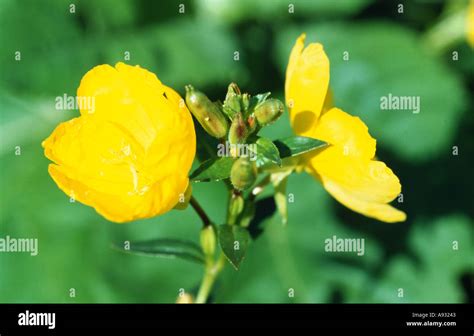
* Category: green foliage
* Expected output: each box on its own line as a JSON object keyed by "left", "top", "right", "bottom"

{"left": 273, "top": 136, "right": 326, "bottom": 158}
{"left": 252, "top": 137, "right": 282, "bottom": 166}
{"left": 0, "top": 0, "right": 243, "bottom": 96}
{"left": 195, "top": 0, "right": 372, "bottom": 23}
{"left": 372, "top": 215, "right": 474, "bottom": 302}
{"left": 247, "top": 92, "right": 272, "bottom": 115}
{"left": 217, "top": 225, "right": 251, "bottom": 270}
{"left": 114, "top": 239, "right": 205, "bottom": 264}
{"left": 190, "top": 157, "right": 235, "bottom": 182}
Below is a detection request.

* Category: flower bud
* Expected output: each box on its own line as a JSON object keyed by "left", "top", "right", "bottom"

{"left": 254, "top": 98, "right": 284, "bottom": 126}
{"left": 228, "top": 114, "right": 248, "bottom": 147}
{"left": 185, "top": 85, "right": 228, "bottom": 139}
{"left": 241, "top": 93, "right": 250, "bottom": 112}
{"left": 247, "top": 114, "right": 257, "bottom": 134}
{"left": 176, "top": 293, "right": 194, "bottom": 304}
{"left": 223, "top": 83, "right": 242, "bottom": 119}
{"left": 230, "top": 157, "right": 257, "bottom": 191}
{"left": 200, "top": 225, "right": 216, "bottom": 258}
{"left": 227, "top": 82, "right": 241, "bottom": 95}
{"left": 229, "top": 193, "right": 244, "bottom": 220}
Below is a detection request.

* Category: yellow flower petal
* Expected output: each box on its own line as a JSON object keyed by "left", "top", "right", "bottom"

{"left": 285, "top": 34, "right": 330, "bottom": 137}
{"left": 48, "top": 164, "right": 188, "bottom": 223}
{"left": 305, "top": 108, "right": 405, "bottom": 223}
{"left": 312, "top": 107, "right": 376, "bottom": 159}
{"left": 307, "top": 147, "right": 406, "bottom": 222}
{"left": 318, "top": 172, "right": 406, "bottom": 223}
{"left": 43, "top": 63, "right": 195, "bottom": 223}
{"left": 43, "top": 116, "right": 146, "bottom": 196}
{"left": 77, "top": 62, "right": 180, "bottom": 150}
{"left": 285, "top": 33, "right": 406, "bottom": 223}
{"left": 312, "top": 160, "right": 406, "bottom": 223}
{"left": 468, "top": 0, "right": 474, "bottom": 47}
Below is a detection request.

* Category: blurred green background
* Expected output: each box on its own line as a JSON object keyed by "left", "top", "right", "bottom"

{"left": 1, "top": 0, "right": 473, "bottom": 303}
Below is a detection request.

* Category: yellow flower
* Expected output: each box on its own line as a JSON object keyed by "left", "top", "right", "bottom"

{"left": 42, "top": 62, "right": 196, "bottom": 223}
{"left": 468, "top": 0, "right": 474, "bottom": 47}
{"left": 285, "top": 34, "right": 406, "bottom": 223}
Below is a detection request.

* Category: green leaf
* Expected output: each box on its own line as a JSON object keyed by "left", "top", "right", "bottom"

{"left": 190, "top": 157, "right": 235, "bottom": 182}
{"left": 273, "top": 136, "right": 326, "bottom": 158}
{"left": 217, "top": 225, "right": 251, "bottom": 270}
{"left": 249, "top": 137, "right": 282, "bottom": 166}
{"left": 113, "top": 239, "right": 205, "bottom": 264}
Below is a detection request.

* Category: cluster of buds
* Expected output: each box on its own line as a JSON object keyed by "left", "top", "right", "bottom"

{"left": 185, "top": 83, "right": 284, "bottom": 191}
{"left": 223, "top": 83, "right": 284, "bottom": 144}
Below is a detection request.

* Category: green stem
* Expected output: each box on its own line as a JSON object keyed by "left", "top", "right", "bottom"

{"left": 195, "top": 186, "right": 242, "bottom": 303}
{"left": 226, "top": 189, "right": 242, "bottom": 226}
{"left": 195, "top": 254, "right": 226, "bottom": 303}
{"left": 190, "top": 196, "right": 211, "bottom": 227}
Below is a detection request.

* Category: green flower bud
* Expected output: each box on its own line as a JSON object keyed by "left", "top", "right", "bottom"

{"left": 246, "top": 114, "right": 257, "bottom": 135}
{"left": 223, "top": 95, "right": 241, "bottom": 119}
{"left": 223, "top": 83, "right": 242, "bottom": 119}
{"left": 185, "top": 85, "right": 228, "bottom": 139}
{"left": 230, "top": 157, "right": 257, "bottom": 191}
{"left": 228, "top": 114, "right": 248, "bottom": 147}
{"left": 227, "top": 82, "right": 241, "bottom": 95}
{"left": 254, "top": 98, "right": 284, "bottom": 127}
{"left": 200, "top": 225, "right": 216, "bottom": 259}
{"left": 241, "top": 93, "right": 250, "bottom": 113}
{"left": 229, "top": 193, "right": 244, "bottom": 220}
